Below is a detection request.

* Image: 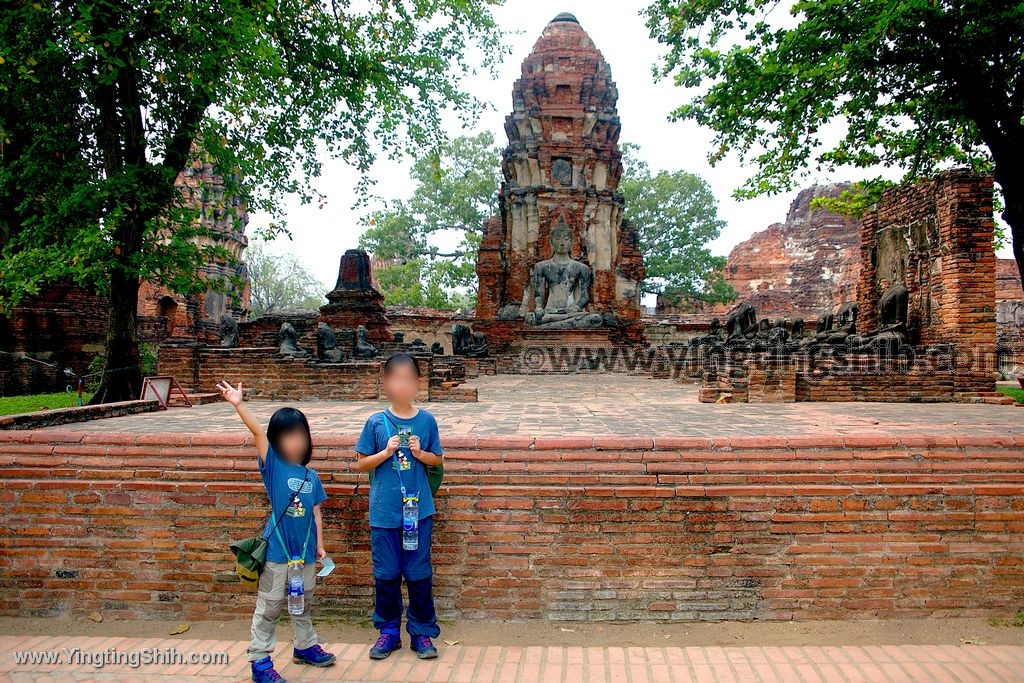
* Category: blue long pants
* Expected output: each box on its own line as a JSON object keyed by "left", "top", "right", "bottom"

{"left": 370, "top": 515, "right": 440, "bottom": 638}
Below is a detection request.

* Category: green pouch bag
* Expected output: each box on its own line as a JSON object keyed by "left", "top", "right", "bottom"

{"left": 230, "top": 535, "right": 268, "bottom": 591}
{"left": 229, "top": 476, "right": 304, "bottom": 590}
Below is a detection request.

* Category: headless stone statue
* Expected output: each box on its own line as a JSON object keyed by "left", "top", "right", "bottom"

{"left": 725, "top": 302, "right": 758, "bottom": 346}
{"left": 470, "top": 331, "right": 489, "bottom": 358}
{"left": 525, "top": 218, "right": 602, "bottom": 329}
{"left": 451, "top": 323, "right": 472, "bottom": 356}
{"left": 354, "top": 325, "right": 377, "bottom": 359}
{"left": 452, "top": 323, "right": 489, "bottom": 357}
{"left": 219, "top": 315, "right": 239, "bottom": 348}
{"left": 878, "top": 281, "right": 909, "bottom": 333}
{"left": 809, "top": 311, "right": 836, "bottom": 344}
{"left": 767, "top": 318, "right": 790, "bottom": 346}
{"left": 317, "top": 322, "right": 344, "bottom": 362}
{"left": 278, "top": 322, "right": 307, "bottom": 357}
{"left": 847, "top": 281, "right": 911, "bottom": 352}
{"left": 689, "top": 317, "right": 725, "bottom": 348}
{"left": 825, "top": 302, "right": 859, "bottom": 344}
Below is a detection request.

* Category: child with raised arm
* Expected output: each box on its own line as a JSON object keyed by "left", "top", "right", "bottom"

{"left": 354, "top": 354, "right": 444, "bottom": 660}
{"left": 217, "top": 380, "right": 336, "bottom": 683}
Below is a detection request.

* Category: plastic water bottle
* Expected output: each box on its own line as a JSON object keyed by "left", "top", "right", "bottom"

{"left": 287, "top": 558, "right": 304, "bottom": 615}
{"left": 402, "top": 498, "right": 419, "bottom": 551}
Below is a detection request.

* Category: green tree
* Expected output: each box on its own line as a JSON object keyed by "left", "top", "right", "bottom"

{"left": 358, "top": 131, "right": 501, "bottom": 306}
{"left": 246, "top": 242, "right": 326, "bottom": 316}
{"left": 645, "top": 0, "right": 1024, "bottom": 290}
{"left": 0, "top": 0, "right": 504, "bottom": 402}
{"left": 621, "top": 144, "right": 735, "bottom": 309}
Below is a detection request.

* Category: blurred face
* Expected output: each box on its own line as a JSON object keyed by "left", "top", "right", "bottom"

{"left": 383, "top": 363, "right": 419, "bottom": 404}
{"left": 277, "top": 428, "right": 309, "bottom": 465}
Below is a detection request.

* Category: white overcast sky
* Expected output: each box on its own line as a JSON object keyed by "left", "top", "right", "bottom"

{"left": 249, "top": 0, "right": 1013, "bottom": 291}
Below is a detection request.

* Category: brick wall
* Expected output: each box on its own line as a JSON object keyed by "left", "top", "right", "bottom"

{"left": 387, "top": 309, "right": 460, "bottom": 354}
{"left": 2, "top": 431, "right": 1021, "bottom": 622}
{"left": 858, "top": 170, "right": 997, "bottom": 393}
{"left": 0, "top": 284, "right": 174, "bottom": 396}
{"left": 700, "top": 353, "right": 960, "bottom": 403}
{"left": 158, "top": 347, "right": 384, "bottom": 401}
{"left": 157, "top": 346, "right": 475, "bottom": 403}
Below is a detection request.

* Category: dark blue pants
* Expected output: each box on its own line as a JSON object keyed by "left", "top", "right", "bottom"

{"left": 370, "top": 516, "right": 439, "bottom": 638}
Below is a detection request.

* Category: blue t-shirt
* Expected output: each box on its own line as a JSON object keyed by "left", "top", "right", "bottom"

{"left": 354, "top": 408, "right": 443, "bottom": 529}
{"left": 259, "top": 445, "right": 327, "bottom": 564}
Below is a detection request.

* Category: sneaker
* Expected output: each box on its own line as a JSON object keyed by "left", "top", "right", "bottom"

{"left": 293, "top": 643, "right": 336, "bottom": 667}
{"left": 251, "top": 656, "right": 286, "bottom": 683}
{"left": 368, "top": 631, "right": 402, "bottom": 660}
{"left": 411, "top": 635, "right": 438, "bottom": 659}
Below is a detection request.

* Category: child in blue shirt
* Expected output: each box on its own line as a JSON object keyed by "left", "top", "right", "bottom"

{"left": 354, "top": 353, "right": 444, "bottom": 660}
{"left": 217, "top": 380, "right": 336, "bottom": 683}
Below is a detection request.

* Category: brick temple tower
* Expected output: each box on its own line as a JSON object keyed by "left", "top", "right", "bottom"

{"left": 476, "top": 12, "right": 644, "bottom": 327}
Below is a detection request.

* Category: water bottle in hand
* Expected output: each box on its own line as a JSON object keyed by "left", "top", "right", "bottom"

{"left": 402, "top": 497, "right": 419, "bottom": 551}
{"left": 287, "top": 558, "right": 305, "bottom": 615}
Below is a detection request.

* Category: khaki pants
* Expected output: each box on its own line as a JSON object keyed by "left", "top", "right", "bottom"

{"left": 247, "top": 561, "right": 319, "bottom": 661}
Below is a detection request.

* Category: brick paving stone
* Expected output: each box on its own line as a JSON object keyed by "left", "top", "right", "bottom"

{"left": 34, "top": 375, "right": 1024, "bottom": 439}
{"left": 0, "top": 635, "right": 1023, "bottom": 681}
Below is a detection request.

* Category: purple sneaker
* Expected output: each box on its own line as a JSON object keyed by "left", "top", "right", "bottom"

{"left": 411, "top": 635, "right": 438, "bottom": 660}
{"left": 251, "top": 656, "right": 286, "bottom": 683}
{"left": 293, "top": 643, "right": 336, "bottom": 667}
{"left": 369, "top": 630, "right": 402, "bottom": 660}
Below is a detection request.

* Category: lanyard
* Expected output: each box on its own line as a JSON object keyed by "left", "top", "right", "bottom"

{"left": 380, "top": 411, "right": 419, "bottom": 503}
{"left": 271, "top": 468, "right": 313, "bottom": 564}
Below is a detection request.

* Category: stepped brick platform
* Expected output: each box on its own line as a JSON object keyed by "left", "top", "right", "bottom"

{"left": 2, "top": 409, "right": 1023, "bottom": 623}
{"left": 17, "top": 375, "right": 1023, "bottom": 437}
{"left": 2, "top": 635, "right": 1023, "bottom": 682}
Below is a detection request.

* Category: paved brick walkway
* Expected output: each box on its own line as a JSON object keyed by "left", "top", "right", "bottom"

{"left": 1, "top": 635, "right": 1022, "bottom": 682}
{"left": 43, "top": 375, "right": 1024, "bottom": 438}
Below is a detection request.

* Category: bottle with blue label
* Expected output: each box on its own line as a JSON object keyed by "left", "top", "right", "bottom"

{"left": 287, "top": 558, "right": 304, "bottom": 615}
{"left": 402, "top": 497, "right": 419, "bottom": 550}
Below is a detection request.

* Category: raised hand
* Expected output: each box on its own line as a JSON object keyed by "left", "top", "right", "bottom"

{"left": 216, "top": 380, "right": 244, "bottom": 406}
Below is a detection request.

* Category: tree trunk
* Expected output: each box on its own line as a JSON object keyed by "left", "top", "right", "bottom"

{"left": 88, "top": 269, "right": 143, "bottom": 404}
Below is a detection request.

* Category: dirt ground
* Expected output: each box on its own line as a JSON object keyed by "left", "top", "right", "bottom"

{"left": 2, "top": 615, "right": 1022, "bottom": 648}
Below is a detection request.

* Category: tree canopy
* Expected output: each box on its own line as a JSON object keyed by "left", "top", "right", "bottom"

{"left": 621, "top": 144, "right": 734, "bottom": 309}
{"left": 246, "top": 242, "right": 326, "bottom": 316}
{"left": 0, "top": 0, "right": 505, "bottom": 400}
{"left": 644, "top": 0, "right": 1024, "bottom": 288}
{"left": 358, "top": 131, "right": 501, "bottom": 308}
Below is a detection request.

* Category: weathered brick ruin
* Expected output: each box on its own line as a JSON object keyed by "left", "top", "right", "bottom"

{"left": 319, "top": 248, "right": 391, "bottom": 344}
{"left": 156, "top": 247, "right": 479, "bottom": 402}
{"left": 0, "top": 155, "right": 249, "bottom": 396}
{"left": 653, "top": 183, "right": 1022, "bottom": 370}
{"left": 695, "top": 170, "right": 1005, "bottom": 403}
{"left": 474, "top": 13, "right": 645, "bottom": 369}
{"left": 659, "top": 184, "right": 861, "bottom": 320}
{"left": 996, "top": 258, "right": 1024, "bottom": 375}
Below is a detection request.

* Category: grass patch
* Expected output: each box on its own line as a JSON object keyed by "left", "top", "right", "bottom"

{"left": 0, "top": 392, "right": 92, "bottom": 416}
{"left": 996, "top": 385, "right": 1024, "bottom": 404}
{"left": 988, "top": 610, "right": 1024, "bottom": 628}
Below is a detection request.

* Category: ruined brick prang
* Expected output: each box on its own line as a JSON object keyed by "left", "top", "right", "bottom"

{"left": 659, "top": 183, "right": 860, "bottom": 319}
{"left": 476, "top": 13, "right": 644, "bottom": 325}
